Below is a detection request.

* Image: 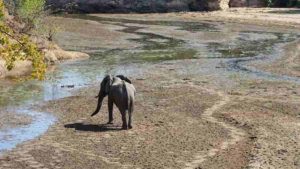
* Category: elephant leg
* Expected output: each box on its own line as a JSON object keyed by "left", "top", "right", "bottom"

{"left": 107, "top": 97, "right": 114, "bottom": 124}
{"left": 128, "top": 111, "right": 132, "bottom": 129}
{"left": 121, "top": 111, "right": 128, "bottom": 130}
{"left": 128, "top": 100, "right": 134, "bottom": 129}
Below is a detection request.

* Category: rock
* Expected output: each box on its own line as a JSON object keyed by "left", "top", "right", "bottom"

{"left": 0, "top": 59, "right": 33, "bottom": 78}
{"left": 52, "top": 49, "right": 90, "bottom": 60}
{"left": 44, "top": 49, "right": 58, "bottom": 64}
{"left": 249, "top": 136, "right": 257, "bottom": 140}
{"left": 229, "top": 0, "right": 266, "bottom": 7}
{"left": 61, "top": 85, "right": 75, "bottom": 88}
{"left": 0, "top": 60, "right": 5, "bottom": 78}
{"left": 277, "top": 149, "right": 288, "bottom": 155}
{"left": 46, "top": 0, "right": 232, "bottom": 13}
{"left": 44, "top": 48, "right": 90, "bottom": 63}
{"left": 207, "top": 0, "right": 230, "bottom": 10}
{"left": 136, "top": 78, "right": 146, "bottom": 81}
{"left": 229, "top": 0, "right": 247, "bottom": 7}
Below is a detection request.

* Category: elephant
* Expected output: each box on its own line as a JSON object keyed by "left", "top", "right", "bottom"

{"left": 91, "top": 75, "right": 136, "bottom": 130}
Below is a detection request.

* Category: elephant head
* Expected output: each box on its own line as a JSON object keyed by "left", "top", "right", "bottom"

{"left": 116, "top": 75, "right": 132, "bottom": 84}
{"left": 91, "top": 75, "right": 113, "bottom": 117}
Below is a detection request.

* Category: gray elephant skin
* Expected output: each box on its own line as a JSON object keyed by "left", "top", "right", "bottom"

{"left": 91, "top": 75, "right": 136, "bottom": 130}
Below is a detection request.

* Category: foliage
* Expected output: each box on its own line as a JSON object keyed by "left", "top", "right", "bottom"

{"left": 0, "top": 0, "right": 4, "bottom": 19}
{"left": 18, "top": 0, "right": 45, "bottom": 15}
{"left": 15, "top": 0, "right": 61, "bottom": 41}
{"left": 3, "top": 0, "right": 18, "bottom": 15}
{"left": 16, "top": 0, "right": 46, "bottom": 33}
{"left": 265, "top": 0, "right": 274, "bottom": 7}
{"left": 264, "top": 0, "right": 299, "bottom": 7}
{"left": 287, "top": 0, "right": 300, "bottom": 7}
{"left": 0, "top": 0, "right": 46, "bottom": 80}
{"left": 34, "top": 15, "right": 62, "bottom": 42}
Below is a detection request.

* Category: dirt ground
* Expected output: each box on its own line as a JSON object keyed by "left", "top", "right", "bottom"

{"left": 257, "top": 39, "right": 300, "bottom": 77}
{"left": 0, "top": 110, "right": 32, "bottom": 130}
{"left": 91, "top": 8, "right": 300, "bottom": 29}
{"left": 0, "top": 62, "right": 249, "bottom": 169}
{"left": 1, "top": 61, "right": 299, "bottom": 169}
{"left": 51, "top": 17, "right": 142, "bottom": 52}
{"left": 0, "top": 8, "right": 300, "bottom": 169}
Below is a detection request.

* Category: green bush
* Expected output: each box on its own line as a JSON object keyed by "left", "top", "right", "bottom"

{"left": 17, "top": 0, "right": 46, "bottom": 33}
{"left": 18, "top": 0, "right": 45, "bottom": 16}
{"left": 265, "top": 0, "right": 274, "bottom": 7}
{"left": 266, "top": 0, "right": 299, "bottom": 7}
{"left": 0, "top": 0, "right": 4, "bottom": 19}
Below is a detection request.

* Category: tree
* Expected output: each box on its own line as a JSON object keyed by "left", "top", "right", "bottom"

{"left": 16, "top": 0, "right": 46, "bottom": 33}
{"left": 0, "top": 0, "right": 46, "bottom": 80}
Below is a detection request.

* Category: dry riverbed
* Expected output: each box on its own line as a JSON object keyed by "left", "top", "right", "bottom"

{"left": 1, "top": 61, "right": 299, "bottom": 168}
{"left": 0, "top": 9, "right": 300, "bottom": 169}
{"left": 0, "top": 63, "right": 247, "bottom": 169}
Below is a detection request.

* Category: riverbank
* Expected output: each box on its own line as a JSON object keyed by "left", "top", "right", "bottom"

{"left": 0, "top": 47, "right": 89, "bottom": 79}
{"left": 0, "top": 110, "right": 32, "bottom": 130}
{"left": 0, "top": 50, "right": 89, "bottom": 79}
{"left": 91, "top": 8, "right": 300, "bottom": 29}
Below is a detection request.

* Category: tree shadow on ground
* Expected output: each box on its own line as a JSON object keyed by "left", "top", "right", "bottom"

{"left": 267, "top": 9, "right": 300, "bottom": 14}
{"left": 64, "top": 123, "right": 122, "bottom": 132}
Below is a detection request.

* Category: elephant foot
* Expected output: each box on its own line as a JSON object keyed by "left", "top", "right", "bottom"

{"left": 107, "top": 121, "right": 114, "bottom": 124}
{"left": 122, "top": 125, "right": 128, "bottom": 130}
{"left": 128, "top": 125, "right": 132, "bottom": 129}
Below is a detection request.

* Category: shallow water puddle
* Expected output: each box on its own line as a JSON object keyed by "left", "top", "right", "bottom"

{"left": 0, "top": 108, "right": 56, "bottom": 153}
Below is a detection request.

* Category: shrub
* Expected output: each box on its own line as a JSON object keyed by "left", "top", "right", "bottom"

{"left": 265, "top": 0, "right": 300, "bottom": 7}
{"left": 0, "top": 0, "right": 46, "bottom": 80}
{"left": 16, "top": 0, "right": 46, "bottom": 33}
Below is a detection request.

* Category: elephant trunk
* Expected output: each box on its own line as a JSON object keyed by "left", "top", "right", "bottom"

{"left": 91, "top": 94, "right": 105, "bottom": 117}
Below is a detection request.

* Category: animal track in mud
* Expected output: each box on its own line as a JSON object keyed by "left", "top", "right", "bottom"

{"left": 184, "top": 87, "right": 246, "bottom": 169}
{"left": 5, "top": 144, "right": 49, "bottom": 169}
{"left": 42, "top": 120, "right": 134, "bottom": 169}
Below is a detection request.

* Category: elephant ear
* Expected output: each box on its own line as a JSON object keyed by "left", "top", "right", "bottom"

{"left": 100, "top": 75, "right": 112, "bottom": 95}
{"left": 104, "top": 75, "right": 113, "bottom": 94}
{"left": 116, "top": 75, "right": 132, "bottom": 84}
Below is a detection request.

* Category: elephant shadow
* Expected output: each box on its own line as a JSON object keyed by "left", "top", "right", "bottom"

{"left": 64, "top": 123, "right": 122, "bottom": 132}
